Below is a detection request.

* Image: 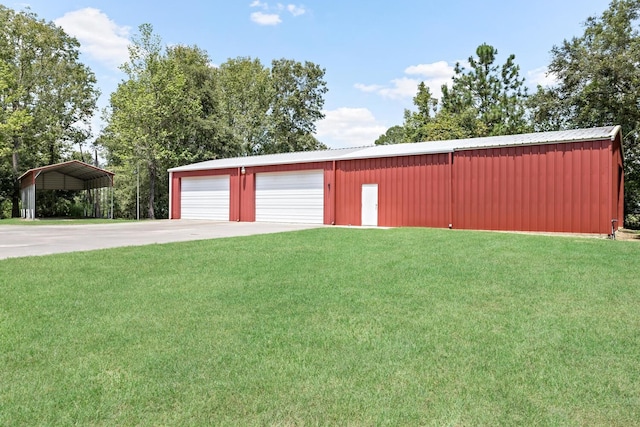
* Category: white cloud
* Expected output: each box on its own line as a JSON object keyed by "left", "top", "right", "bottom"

{"left": 316, "top": 107, "right": 388, "bottom": 148}
{"left": 287, "top": 4, "right": 306, "bottom": 16}
{"left": 54, "top": 8, "right": 130, "bottom": 69}
{"left": 249, "top": 2, "right": 305, "bottom": 25}
{"left": 405, "top": 61, "right": 454, "bottom": 79}
{"left": 377, "top": 77, "right": 423, "bottom": 100}
{"left": 355, "top": 60, "right": 456, "bottom": 101}
{"left": 250, "top": 11, "right": 282, "bottom": 25}
{"left": 527, "top": 66, "right": 558, "bottom": 88}
{"left": 354, "top": 83, "right": 384, "bottom": 93}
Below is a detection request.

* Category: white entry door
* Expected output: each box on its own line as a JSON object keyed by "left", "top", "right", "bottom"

{"left": 361, "top": 184, "right": 378, "bottom": 226}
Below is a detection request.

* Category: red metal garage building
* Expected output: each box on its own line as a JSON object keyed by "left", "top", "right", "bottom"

{"left": 169, "top": 126, "right": 624, "bottom": 235}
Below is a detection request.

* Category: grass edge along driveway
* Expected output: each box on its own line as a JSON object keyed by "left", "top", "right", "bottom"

{"left": 1, "top": 227, "right": 638, "bottom": 425}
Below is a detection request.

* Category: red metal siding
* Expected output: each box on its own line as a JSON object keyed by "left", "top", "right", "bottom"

{"left": 170, "top": 135, "right": 620, "bottom": 235}
{"left": 239, "top": 172, "right": 255, "bottom": 222}
{"left": 170, "top": 173, "right": 181, "bottom": 219}
{"left": 452, "top": 140, "right": 614, "bottom": 234}
{"left": 325, "top": 163, "right": 336, "bottom": 224}
{"left": 335, "top": 154, "right": 451, "bottom": 227}
{"left": 230, "top": 169, "right": 240, "bottom": 221}
{"left": 20, "top": 171, "right": 35, "bottom": 189}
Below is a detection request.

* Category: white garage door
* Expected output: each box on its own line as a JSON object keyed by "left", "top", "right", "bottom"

{"left": 255, "top": 170, "right": 324, "bottom": 224}
{"left": 181, "top": 175, "right": 230, "bottom": 220}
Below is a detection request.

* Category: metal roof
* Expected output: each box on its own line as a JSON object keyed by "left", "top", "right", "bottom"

{"left": 169, "top": 126, "right": 621, "bottom": 172}
{"left": 169, "top": 147, "right": 362, "bottom": 172}
{"left": 19, "top": 160, "right": 115, "bottom": 189}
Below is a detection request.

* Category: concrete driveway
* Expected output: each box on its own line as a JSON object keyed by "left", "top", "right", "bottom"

{"left": 0, "top": 220, "right": 322, "bottom": 260}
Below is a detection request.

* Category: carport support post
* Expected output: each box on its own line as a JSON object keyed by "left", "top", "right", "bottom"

{"left": 110, "top": 182, "right": 114, "bottom": 219}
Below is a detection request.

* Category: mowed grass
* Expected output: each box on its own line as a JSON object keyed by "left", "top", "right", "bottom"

{"left": 1, "top": 228, "right": 639, "bottom": 426}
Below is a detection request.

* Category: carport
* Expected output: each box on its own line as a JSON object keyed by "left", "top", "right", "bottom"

{"left": 18, "top": 160, "right": 115, "bottom": 219}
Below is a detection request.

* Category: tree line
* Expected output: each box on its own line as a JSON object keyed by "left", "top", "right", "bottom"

{"left": 376, "top": 0, "right": 640, "bottom": 223}
{"left": 1, "top": 1, "right": 640, "bottom": 224}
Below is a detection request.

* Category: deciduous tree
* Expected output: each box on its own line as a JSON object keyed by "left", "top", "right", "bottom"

{"left": 528, "top": 0, "right": 640, "bottom": 221}
{"left": 214, "top": 57, "right": 272, "bottom": 155}
{"left": 375, "top": 125, "right": 408, "bottom": 145}
{"left": 266, "top": 59, "right": 328, "bottom": 153}
{"left": 103, "top": 24, "right": 202, "bottom": 219}
{"left": 0, "top": 6, "right": 98, "bottom": 217}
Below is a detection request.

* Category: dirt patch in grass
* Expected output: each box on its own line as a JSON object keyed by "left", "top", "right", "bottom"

{"left": 615, "top": 228, "right": 640, "bottom": 241}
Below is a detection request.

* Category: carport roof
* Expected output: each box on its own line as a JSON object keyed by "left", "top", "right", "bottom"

{"left": 168, "top": 126, "right": 621, "bottom": 172}
{"left": 19, "top": 160, "right": 115, "bottom": 189}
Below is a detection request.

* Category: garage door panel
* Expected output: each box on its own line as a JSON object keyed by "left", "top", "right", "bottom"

{"left": 255, "top": 170, "right": 324, "bottom": 224}
{"left": 181, "top": 176, "right": 230, "bottom": 220}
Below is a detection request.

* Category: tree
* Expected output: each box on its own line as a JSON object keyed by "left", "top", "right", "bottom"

{"left": 377, "top": 44, "right": 527, "bottom": 146}
{"left": 0, "top": 6, "right": 98, "bottom": 217}
{"left": 528, "top": 0, "right": 640, "bottom": 221}
{"left": 164, "top": 44, "right": 224, "bottom": 165}
{"left": 214, "top": 57, "right": 273, "bottom": 156}
{"left": 401, "top": 82, "right": 437, "bottom": 142}
{"left": 375, "top": 125, "right": 408, "bottom": 145}
{"left": 210, "top": 57, "right": 328, "bottom": 155}
{"left": 266, "top": 59, "right": 328, "bottom": 153}
{"left": 441, "top": 43, "right": 529, "bottom": 136}
{"left": 103, "top": 24, "right": 202, "bottom": 219}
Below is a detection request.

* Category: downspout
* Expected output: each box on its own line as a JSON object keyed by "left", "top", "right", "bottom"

{"left": 34, "top": 170, "right": 41, "bottom": 220}
{"left": 110, "top": 176, "right": 114, "bottom": 219}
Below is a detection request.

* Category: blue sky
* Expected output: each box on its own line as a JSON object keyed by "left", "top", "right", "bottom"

{"left": 14, "top": 0, "right": 613, "bottom": 149}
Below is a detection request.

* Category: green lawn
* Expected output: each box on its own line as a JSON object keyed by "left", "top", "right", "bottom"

{"left": 1, "top": 228, "right": 639, "bottom": 425}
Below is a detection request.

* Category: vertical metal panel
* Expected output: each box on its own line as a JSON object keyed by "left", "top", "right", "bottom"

{"left": 335, "top": 154, "right": 451, "bottom": 227}
{"left": 21, "top": 184, "right": 35, "bottom": 219}
{"left": 171, "top": 173, "right": 181, "bottom": 219}
{"left": 324, "top": 164, "right": 335, "bottom": 225}
{"left": 612, "top": 133, "right": 624, "bottom": 228}
{"left": 169, "top": 172, "right": 173, "bottom": 219}
{"left": 589, "top": 142, "right": 601, "bottom": 232}
{"left": 452, "top": 140, "right": 614, "bottom": 234}
{"left": 230, "top": 169, "right": 240, "bottom": 221}
{"left": 239, "top": 171, "right": 255, "bottom": 222}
